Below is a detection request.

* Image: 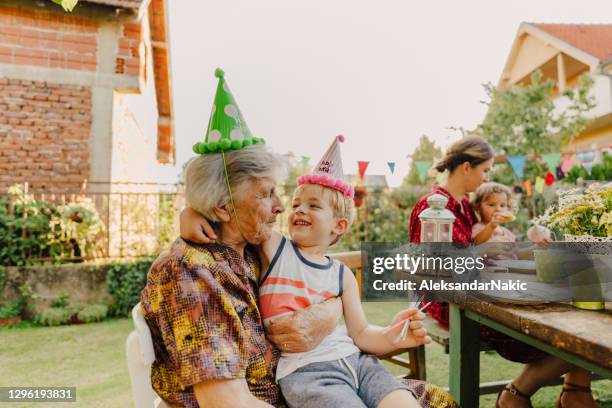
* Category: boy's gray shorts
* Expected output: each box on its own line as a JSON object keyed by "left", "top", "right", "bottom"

{"left": 277, "top": 351, "right": 416, "bottom": 408}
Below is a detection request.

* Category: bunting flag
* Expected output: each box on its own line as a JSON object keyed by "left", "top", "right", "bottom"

{"left": 387, "top": 162, "right": 396, "bottom": 174}
{"left": 577, "top": 150, "right": 598, "bottom": 172}
{"left": 523, "top": 179, "right": 532, "bottom": 196}
{"left": 357, "top": 161, "right": 369, "bottom": 180}
{"left": 507, "top": 156, "right": 528, "bottom": 179}
{"left": 301, "top": 156, "right": 310, "bottom": 167}
{"left": 545, "top": 170, "right": 555, "bottom": 186}
{"left": 542, "top": 153, "right": 561, "bottom": 172}
{"left": 556, "top": 165, "right": 565, "bottom": 180}
{"left": 415, "top": 161, "right": 431, "bottom": 183}
{"left": 534, "top": 177, "right": 545, "bottom": 193}
{"left": 561, "top": 155, "right": 575, "bottom": 173}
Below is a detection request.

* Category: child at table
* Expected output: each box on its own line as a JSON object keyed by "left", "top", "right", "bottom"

{"left": 180, "top": 136, "right": 431, "bottom": 408}
{"left": 470, "top": 182, "right": 551, "bottom": 256}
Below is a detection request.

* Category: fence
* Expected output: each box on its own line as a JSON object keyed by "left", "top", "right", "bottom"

{"left": 0, "top": 182, "right": 185, "bottom": 264}
{"left": 0, "top": 180, "right": 435, "bottom": 265}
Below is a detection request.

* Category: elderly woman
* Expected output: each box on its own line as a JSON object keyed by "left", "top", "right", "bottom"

{"left": 140, "top": 145, "right": 344, "bottom": 407}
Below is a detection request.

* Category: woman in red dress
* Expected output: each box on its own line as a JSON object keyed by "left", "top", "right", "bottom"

{"left": 409, "top": 136, "right": 598, "bottom": 408}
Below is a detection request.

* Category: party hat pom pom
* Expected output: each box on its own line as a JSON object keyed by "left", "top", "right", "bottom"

{"left": 231, "top": 139, "right": 242, "bottom": 150}
{"left": 242, "top": 138, "right": 252, "bottom": 147}
{"left": 214, "top": 68, "right": 225, "bottom": 78}
{"left": 220, "top": 138, "right": 232, "bottom": 151}
{"left": 336, "top": 135, "right": 345, "bottom": 143}
{"left": 192, "top": 143, "right": 200, "bottom": 154}
{"left": 208, "top": 141, "right": 219, "bottom": 152}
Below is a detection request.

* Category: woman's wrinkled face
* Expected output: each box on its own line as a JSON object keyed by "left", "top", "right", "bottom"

{"left": 233, "top": 177, "right": 284, "bottom": 245}
{"left": 465, "top": 158, "right": 493, "bottom": 192}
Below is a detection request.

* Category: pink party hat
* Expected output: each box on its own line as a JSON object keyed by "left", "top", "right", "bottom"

{"left": 297, "top": 135, "right": 355, "bottom": 198}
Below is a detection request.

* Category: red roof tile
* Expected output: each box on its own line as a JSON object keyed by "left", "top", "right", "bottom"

{"left": 534, "top": 23, "right": 612, "bottom": 62}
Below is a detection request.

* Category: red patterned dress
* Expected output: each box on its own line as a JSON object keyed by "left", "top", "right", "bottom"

{"left": 409, "top": 186, "right": 546, "bottom": 363}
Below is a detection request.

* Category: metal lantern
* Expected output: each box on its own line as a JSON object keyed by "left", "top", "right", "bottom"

{"left": 418, "top": 194, "right": 455, "bottom": 242}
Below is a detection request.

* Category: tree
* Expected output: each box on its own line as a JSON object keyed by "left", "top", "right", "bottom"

{"left": 51, "top": 0, "right": 79, "bottom": 12}
{"left": 403, "top": 135, "right": 442, "bottom": 185}
{"left": 478, "top": 70, "right": 595, "bottom": 156}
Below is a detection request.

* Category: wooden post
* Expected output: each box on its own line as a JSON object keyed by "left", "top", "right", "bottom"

{"left": 449, "top": 303, "right": 480, "bottom": 407}
{"left": 557, "top": 53, "right": 566, "bottom": 93}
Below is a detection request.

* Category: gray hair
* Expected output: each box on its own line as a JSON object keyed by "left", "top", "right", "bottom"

{"left": 184, "top": 145, "right": 288, "bottom": 222}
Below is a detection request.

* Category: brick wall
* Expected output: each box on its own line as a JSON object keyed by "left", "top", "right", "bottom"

{"left": 0, "top": 78, "right": 92, "bottom": 191}
{"left": 115, "top": 22, "right": 141, "bottom": 76}
{"left": 0, "top": 6, "right": 99, "bottom": 71}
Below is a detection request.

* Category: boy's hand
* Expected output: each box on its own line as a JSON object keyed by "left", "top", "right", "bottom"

{"left": 180, "top": 207, "right": 217, "bottom": 243}
{"left": 382, "top": 308, "right": 431, "bottom": 349}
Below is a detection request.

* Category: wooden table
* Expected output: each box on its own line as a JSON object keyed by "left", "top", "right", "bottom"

{"left": 447, "top": 297, "right": 612, "bottom": 407}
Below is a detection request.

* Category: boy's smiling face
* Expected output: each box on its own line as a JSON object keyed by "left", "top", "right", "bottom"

{"left": 289, "top": 185, "right": 347, "bottom": 247}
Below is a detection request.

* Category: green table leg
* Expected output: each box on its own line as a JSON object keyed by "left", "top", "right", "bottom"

{"left": 449, "top": 303, "right": 480, "bottom": 407}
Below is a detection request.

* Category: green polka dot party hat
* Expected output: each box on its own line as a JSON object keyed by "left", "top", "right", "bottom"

{"left": 193, "top": 68, "right": 265, "bottom": 154}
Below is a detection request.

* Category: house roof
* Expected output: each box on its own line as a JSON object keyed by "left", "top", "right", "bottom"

{"left": 533, "top": 23, "right": 612, "bottom": 62}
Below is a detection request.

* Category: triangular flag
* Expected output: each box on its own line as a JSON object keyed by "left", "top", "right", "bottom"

{"left": 577, "top": 150, "right": 598, "bottom": 173}
{"left": 534, "top": 177, "right": 545, "bottom": 193}
{"left": 523, "top": 179, "right": 532, "bottom": 196}
{"left": 545, "top": 171, "right": 555, "bottom": 186}
{"left": 561, "top": 155, "right": 575, "bottom": 173}
{"left": 387, "top": 162, "right": 396, "bottom": 174}
{"left": 507, "top": 156, "right": 528, "bottom": 179}
{"left": 415, "top": 161, "right": 431, "bottom": 183}
{"left": 301, "top": 156, "right": 310, "bottom": 167}
{"left": 358, "top": 161, "right": 369, "bottom": 180}
{"left": 542, "top": 153, "right": 561, "bottom": 172}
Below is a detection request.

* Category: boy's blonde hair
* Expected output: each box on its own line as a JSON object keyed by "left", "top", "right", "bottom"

{"left": 294, "top": 184, "right": 356, "bottom": 227}
{"left": 471, "top": 182, "right": 513, "bottom": 212}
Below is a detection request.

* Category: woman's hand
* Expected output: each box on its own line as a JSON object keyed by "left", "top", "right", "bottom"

{"left": 180, "top": 207, "right": 217, "bottom": 243}
{"left": 266, "top": 297, "right": 342, "bottom": 353}
{"left": 382, "top": 308, "right": 431, "bottom": 349}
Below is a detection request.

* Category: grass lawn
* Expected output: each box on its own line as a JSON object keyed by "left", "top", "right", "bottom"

{"left": 0, "top": 303, "right": 610, "bottom": 408}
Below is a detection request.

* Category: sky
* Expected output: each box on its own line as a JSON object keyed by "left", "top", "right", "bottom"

{"left": 165, "top": 0, "right": 611, "bottom": 186}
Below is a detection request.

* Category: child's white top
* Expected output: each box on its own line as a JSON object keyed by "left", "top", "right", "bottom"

{"left": 259, "top": 236, "right": 359, "bottom": 380}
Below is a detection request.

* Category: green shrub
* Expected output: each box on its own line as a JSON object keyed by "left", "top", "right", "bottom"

{"left": 589, "top": 152, "right": 612, "bottom": 181}
{"left": 77, "top": 304, "right": 108, "bottom": 323}
{"left": 106, "top": 258, "right": 153, "bottom": 317}
{"left": 0, "top": 300, "right": 22, "bottom": 319}
{"left": 50, "top": 291, "right": 70, "bottom": 308}
{"left": 39, "top": 307, "right": 71, "bottom": 326}
{"left": 0, "top": 185, "right": 104, "bottom": 266}
{"left": 564, "top": 164, "right": 589, "bottom": 183}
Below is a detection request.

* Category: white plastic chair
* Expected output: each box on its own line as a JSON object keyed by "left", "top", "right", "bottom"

{"left": 126, "top": 303, "right": 170, "bottom": 408}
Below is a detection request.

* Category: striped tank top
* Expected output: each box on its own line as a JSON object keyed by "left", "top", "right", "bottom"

{"left": 259, "top": 236, "right": 359, "bottom": 380}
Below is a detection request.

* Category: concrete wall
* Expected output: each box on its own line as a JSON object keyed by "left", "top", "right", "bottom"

{"left": 2, "top": 263, "right": 115, "bottom": 314}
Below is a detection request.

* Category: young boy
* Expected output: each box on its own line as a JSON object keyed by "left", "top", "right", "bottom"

{"left": 181, "top": 136, "right": 430, "bottom": 408}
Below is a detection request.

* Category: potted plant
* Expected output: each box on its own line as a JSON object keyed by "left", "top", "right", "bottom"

{"left": 535, "top": 182, "right": 612, "bottom": 242}
{"left": 534, "top": 183, "right": 611, "bottom": 310}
